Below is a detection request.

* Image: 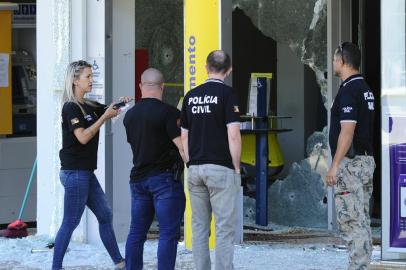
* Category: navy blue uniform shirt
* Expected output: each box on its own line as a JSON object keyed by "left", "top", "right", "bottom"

{"left": 124, "top": 98, "right": 182, "bottom": 182}
{"left": 329, "top": 74, "right": 375, "bottom": 157}
{"left": 180, "top": 79, "right": 240, "bottom": 169}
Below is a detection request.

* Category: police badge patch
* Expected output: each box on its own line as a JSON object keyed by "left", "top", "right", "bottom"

{"left": 70, "top": 118, "right": 80, "bottom": 125}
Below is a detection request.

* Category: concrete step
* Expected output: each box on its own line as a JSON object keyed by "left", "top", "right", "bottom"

{"left": 371, "top": 261, "right": 406, "bottom": 269}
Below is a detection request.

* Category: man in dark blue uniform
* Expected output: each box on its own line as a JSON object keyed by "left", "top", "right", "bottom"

{"left": 123, "top": 68, "right": 186, "bottom": 270}
{"left": 326, "top": 42, "right": 375, "bottom": 270}
{"left": 180, "top": 50, "right": 241, "bottom": 270}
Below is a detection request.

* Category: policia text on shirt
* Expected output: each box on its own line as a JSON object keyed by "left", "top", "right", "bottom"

{"left": 188, "top": 95, "right": 218, "bottom": 114}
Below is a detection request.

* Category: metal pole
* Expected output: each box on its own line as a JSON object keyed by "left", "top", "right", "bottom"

{"left": 255, "top": 77, "right": 269, "bottom": 226}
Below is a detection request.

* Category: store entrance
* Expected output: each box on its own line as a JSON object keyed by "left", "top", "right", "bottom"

{"left": 352, "top": 0, "right": 381, "bottom": 220}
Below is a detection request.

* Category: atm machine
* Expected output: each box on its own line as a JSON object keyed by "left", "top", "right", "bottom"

{"left": 382, "top": 99, "right": 406, "bottom": 261}
{"left": 389, "top": 133, "right": 406, "bottom": 246}
{"left": 0, "top": 2, "right": 37, "bottom": 225}
{"left": 12, "top": 49, "right": 37, "bottom": 136}
{"left": 240, "top": 74, "right": 291, "bottom": 226}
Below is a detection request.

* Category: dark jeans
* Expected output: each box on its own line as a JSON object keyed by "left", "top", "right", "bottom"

{"left": 52, "top": 170, "right": 124, "bottom": 270}
{"left": 125, "top": 172, "right": 186, "bottom": 270}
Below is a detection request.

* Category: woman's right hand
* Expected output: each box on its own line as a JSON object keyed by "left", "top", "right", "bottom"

{"left": 103, "top": 103, "right": 119, "bottom": 120}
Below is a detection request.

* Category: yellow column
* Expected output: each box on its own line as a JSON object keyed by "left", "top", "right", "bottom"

{"left": 184, "top": 0, "right": 220, "bottom": 250}
{"left": 0, "top": 4, "right": 16, "bottom": 135}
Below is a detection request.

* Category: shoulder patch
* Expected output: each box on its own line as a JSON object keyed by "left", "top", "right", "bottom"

{"left": 233, "top": 106, "right": 240, "bottom": 113}
{"left": 70, "top": 118, "right": 80, "bottom": 125}
{"left": 342, "top": 106, "right": 353, "bottom": 113}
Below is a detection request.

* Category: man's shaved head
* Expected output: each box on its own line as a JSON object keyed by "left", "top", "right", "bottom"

{"left": 141, "top": 68, "right": 164, "bottom": 86}
{"left": 140, "top": 68, "right": 165, "bottom": 100}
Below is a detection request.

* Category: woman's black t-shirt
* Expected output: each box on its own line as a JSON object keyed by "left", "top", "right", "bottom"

{"left": 59, "top": 101, "right": 106, "bottom": 170}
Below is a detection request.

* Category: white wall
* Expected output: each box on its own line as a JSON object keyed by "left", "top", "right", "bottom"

{"left": 85, "top": 0, "right": 107, "bottom": 245}
{"left": 37, "top": 0, "right": 135, "bottom": 244}
{"left": 111, "top": 0, "right": 135, "bottom": 242}
{"left": 70, "top": 0, "right": 134, "bottom": 245}
{"left": 277, "top": 43, "right": 305, "bottom": 176}
{"left": 36, "top": 0, "right": 59, "bottom": 236}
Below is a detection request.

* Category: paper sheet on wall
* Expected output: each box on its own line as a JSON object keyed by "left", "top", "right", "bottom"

{"left": 0, "top": 54, "right": 10, "bottom": 88}
{"left": 86, "top": 57, "right": 104, "bottom": 103}
{"left": 247, "top": 78, "right": 258, "bottom": 116}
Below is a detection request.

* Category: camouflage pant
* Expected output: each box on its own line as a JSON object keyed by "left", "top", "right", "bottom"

{"left": 335, "top": 155, "right": 375, "bottom": 270}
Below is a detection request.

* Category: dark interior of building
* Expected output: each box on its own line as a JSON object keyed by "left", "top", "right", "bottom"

{"left": 352, "top": 0, "right": 381, "bottom": 219}
{"left": 232, "top": 7, "right": 277, "bottom": 115}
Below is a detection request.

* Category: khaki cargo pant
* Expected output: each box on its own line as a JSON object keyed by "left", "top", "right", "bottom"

{"left": 335, "top": 155, "right": 375, "bottom": 270}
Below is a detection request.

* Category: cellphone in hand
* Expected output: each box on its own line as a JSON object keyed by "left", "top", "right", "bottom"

{"left": 113, "top": 101, "right": 127, "bottom": 110}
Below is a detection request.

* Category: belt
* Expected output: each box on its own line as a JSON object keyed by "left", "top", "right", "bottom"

{"left": 355, "top": 150, "right": 372, "bottom": 156}
{"left": 335, "top": 191, "right": 351, "bottom": 196}
{"left": 346, "top": 150, "right": 372, "bottom": 158}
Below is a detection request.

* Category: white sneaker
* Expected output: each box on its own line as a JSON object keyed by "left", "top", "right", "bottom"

{"left": 115, "top": 260, "right": 126, "bottom": 270}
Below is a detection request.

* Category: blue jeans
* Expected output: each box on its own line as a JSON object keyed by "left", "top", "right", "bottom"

{"left": 125, "top": 172, "right": 185, "bottom": 270}
{"left": 52, "top": 170, "right": 124, "bottom": 270}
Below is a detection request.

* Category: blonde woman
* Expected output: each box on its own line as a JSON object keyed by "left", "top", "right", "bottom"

{"left": 52, "top": 60, "right": 127, "bottom": 270}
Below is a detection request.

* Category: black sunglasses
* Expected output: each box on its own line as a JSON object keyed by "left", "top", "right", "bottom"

{"left": 70, "top": 60, "right": 91, "bottom": 71}
{"left": 337, "top": 42, "right": 347, "bottom": 64}
{"left": 73, "top": 60, "right": 89, "bottom": 66}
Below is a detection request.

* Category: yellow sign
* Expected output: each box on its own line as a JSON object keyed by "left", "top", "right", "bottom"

{"left": 0, "top": 8, "right": 13, "bottom": 135}
{"left": 184, "top": 0, "right": 220, "bottom": 250}
{"left": 251, "top": 73, "right": 273, "bottom": 79}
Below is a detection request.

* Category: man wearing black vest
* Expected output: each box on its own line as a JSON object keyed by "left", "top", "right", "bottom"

{"left": 181, "top": 50, "right": 241, "bottom": 270}
{"left": 327, "top": 42, "right": 375, "bottom": 270}
{"left": 123, "top": 68, "right": 186, "bottom": 270}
